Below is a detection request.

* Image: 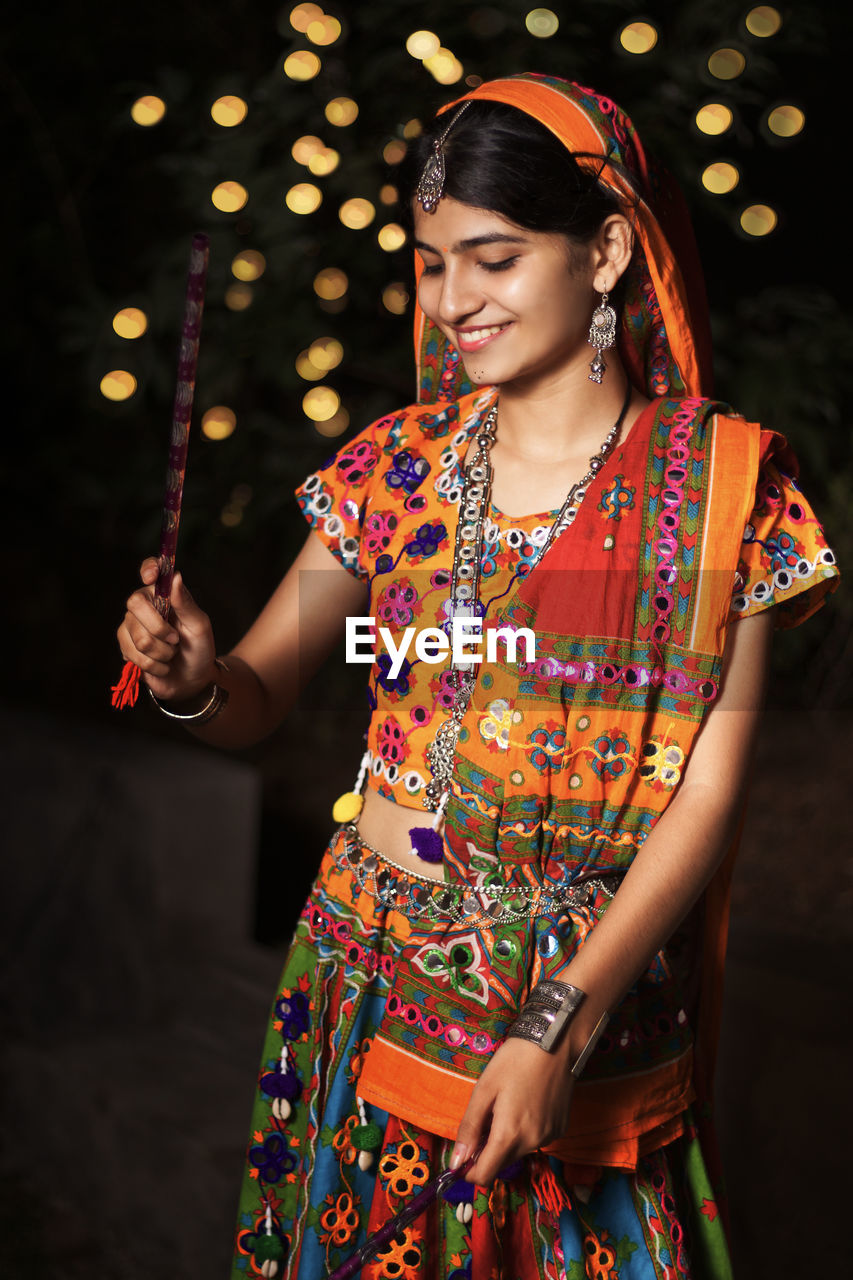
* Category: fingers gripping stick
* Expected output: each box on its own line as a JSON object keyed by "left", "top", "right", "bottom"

{"left": 111, "top": 233, "right": 210, "bottom": 709}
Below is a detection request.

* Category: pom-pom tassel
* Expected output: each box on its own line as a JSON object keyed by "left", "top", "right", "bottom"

{"left": 332, "top": 749, "right": 371, "bottom": 824}
{"left": 111, "top": 660, "right": 142, "bottom": 709}
{"left": 352, "top": 1098, "right": 382, "bottom": 1170}
{"left": 409, "top": 789, "right": 448, "bottom": 864}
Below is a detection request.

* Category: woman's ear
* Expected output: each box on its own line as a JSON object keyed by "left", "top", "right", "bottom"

{"left": 591, "top": 214, "right": 634, "bottom": 293}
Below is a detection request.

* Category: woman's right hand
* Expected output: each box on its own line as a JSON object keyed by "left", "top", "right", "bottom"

{"left": 117, "top": 558, "right": 217, "bottom": 703}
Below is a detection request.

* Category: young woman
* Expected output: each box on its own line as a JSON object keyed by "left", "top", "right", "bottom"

{"left": 118, "top": 76, "right": 837, "bottom": 1279}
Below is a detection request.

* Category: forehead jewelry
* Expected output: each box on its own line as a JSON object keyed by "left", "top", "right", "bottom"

{"left": 416, "top": 100, "right": 474, "bottom": 212}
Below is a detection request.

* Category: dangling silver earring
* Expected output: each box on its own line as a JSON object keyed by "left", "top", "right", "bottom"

{"left": 588, "top": 291, "right": 617, "bottom": 384}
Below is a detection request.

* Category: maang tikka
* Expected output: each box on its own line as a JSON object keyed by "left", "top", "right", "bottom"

{"left": 416, "top": 101, "right": 474, "bottom": 212}
{"left": 588, "top": 291, "right": 617, "bottom": 383}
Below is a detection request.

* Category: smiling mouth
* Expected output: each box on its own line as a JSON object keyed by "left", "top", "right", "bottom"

{"left": 454, "top": 323, "right": 510, "bottom": 352}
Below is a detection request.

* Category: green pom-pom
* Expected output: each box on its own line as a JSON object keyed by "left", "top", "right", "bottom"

{"left": 254, "top": 1235, "right": 285, "bottom": 1262}
{"left": 351, "top": 1121, "right": 382, "bottom": 1151}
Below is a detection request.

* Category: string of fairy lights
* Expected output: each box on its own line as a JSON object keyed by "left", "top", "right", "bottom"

{"left": 102, "top": 2, "right": 805, "bottom": 507}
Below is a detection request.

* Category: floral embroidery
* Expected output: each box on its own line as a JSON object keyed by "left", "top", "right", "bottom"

{"left": 364, "top": 509, "right": 399, "bottom": 556}
{"left": 528, "top": 724, "right": 566, "bottom": 773}
{"left": 249, "top": 1132, "right": 298, "bottom": 1184}
{"left": 597, "top": 472, "right": 636, "bottom": 520}
{"left": 478, "top": 697, "right": 512, "bottom": 750}
{"left": 588, "top": 729, "right": 634, "bottom": 780}
{"left": 318, "top": 1191, "right": 360, "bottom": 1248}
{"left": 377, "top": 715, "right": 408, "bottom": 766}
{"left": 336, "top": 439, "right": 380, "bottom": 486}
{"left": 376, "top": 578, "right": 419, "bottom": 627}
{"left": 405, "top": 519, "right": 447, "bottom": 561}
{"left": 385, "top": 450, "right": 430, "bottom": 495}
{"left": 639, "top": 737, "right": 685, "bottom": 790}
{"left": 375, "top": 653, "right": 412, "bottom": 697}
{"left": 378, "top": 1139, "right": 430, "bottom": 1201}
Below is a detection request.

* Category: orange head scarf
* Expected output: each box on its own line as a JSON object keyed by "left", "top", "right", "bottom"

{"left": 413, "top": 74, "right": 712, "bottom": 403}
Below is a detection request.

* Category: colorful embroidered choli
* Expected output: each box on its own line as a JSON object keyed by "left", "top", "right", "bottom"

{"left": 298, "top": 386, "right": 580, "bottom": 808}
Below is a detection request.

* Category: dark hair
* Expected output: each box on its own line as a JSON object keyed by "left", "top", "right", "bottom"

{"left": 401, "top": 100, "right": 633, "bottom": 246}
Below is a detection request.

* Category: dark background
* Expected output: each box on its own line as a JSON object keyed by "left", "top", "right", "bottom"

{"left": 1, "top": 2, "right": 850, "bottom": 1276}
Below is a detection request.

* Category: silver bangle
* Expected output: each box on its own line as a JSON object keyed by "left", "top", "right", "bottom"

{"left": 506, "top": 979, "right": 586, "bottom": 1053}
{"left": 148, "top": 659, "right": 230, "bottom": 725}
{"left": 570, "top": 1010, "right": 610, "bottom": 1079}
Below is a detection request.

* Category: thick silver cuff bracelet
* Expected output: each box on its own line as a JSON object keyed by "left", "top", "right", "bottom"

{"left": 506, "top": 979, "right": 586, "bottom": 1053}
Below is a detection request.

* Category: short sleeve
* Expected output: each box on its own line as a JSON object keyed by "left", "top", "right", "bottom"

{"left": 731, "top": 430, "right": 839, "bottom": 628}
{"left": 295, "top": 415, "right": 395, "bottom": 581}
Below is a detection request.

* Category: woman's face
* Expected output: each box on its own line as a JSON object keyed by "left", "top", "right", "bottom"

{"left": 413, "top": 197, "right": 599, "bottom": 392}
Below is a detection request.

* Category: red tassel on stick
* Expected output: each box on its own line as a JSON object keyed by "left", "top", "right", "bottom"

{"left": 111, "top": 659, "right": 141, "bottom": 709}
{"left": 111, "top": 233, "right": 210, "bottom": 707}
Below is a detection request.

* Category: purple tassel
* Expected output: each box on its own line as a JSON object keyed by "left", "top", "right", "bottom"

{"left": 409, "top": 827, "right": 444, "bottom": 864}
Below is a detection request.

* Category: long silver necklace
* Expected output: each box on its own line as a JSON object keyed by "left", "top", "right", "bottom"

{"left": 410, "top": 382, "right": 633, "bottom": 862}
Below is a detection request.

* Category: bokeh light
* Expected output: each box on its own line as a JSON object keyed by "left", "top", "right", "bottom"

{"left": 307, "top": 16, "right": 341, "bottom": 45}
{"left": 100, "top": 370, "right": 137, "bottom": 401}
{"left": 308, "top": 147, "right": 340, "bottom": 175}
{"left": 286, "top": 182, "right": 322, "bottom": 214}
{"left": 380, "top": 184, "right": 398, "bottom": 205}
{"left": 325, "top": 97, "right": 358, "bottom": 126}
{"left": 284, "top": 50, "right": 322, "bottom": 81}
{"left": 292, "top": 134, "right": 324, "bottom": 164}
{"left": 339, "top": 197, "right": 375, "bottom": 229}
{"left": 695, "top": 103, "right": 734, "bottom": 136}
{"left": 290, "top": 3, "right": 323, "bottom": 32}
{"left": 701, "top": 162, "right": 740, "bottom": 194}
{"left": 525, "top": 9, "right": 559, "bottom": 38}
{"left": 740, "top": 204, "right": 778, "bottom": 236}
{"left": 303, "top": 385, "right": 341, "bottom": 421}
{"left": 745, "top": 6, "right": 782, "bottom": 37}
{"left": 424, "top": 47, "right": 463, "bottom": 84}
{"left": 112, "top": 307, "right": 148, "bottom": 339}
{"left": 768, "top": 105, "right": 805, "bottom": 137}
{"left": 210, "top": 95, "right": 247, "bottom": 127}
{"left": 314, "top": 408, "right": 350, "bottom": 438}
{"left": 131, "top": 96, "right": 166, "bottom": 126}
{"left": 211, "top": 181, "right": 248, "bottom": 212}
{"left": 231, "top": 250, "right": 266, "bottom": 281}
{"left": 296, "top": 350, "right": 325, "bottom": 381}
{"left": 202, "top": 406, "right": 237, "bottom": 440}
{"left": 708, "top": 48, "right": 746, "bottom": 80}
{"left": 313, "top": 267, "right": 348, "bottom": 300}
{"left": 309, "top": 337, "right": 344, "bottom": 370}
{"left": 382, "top": 283, "right": 409, "bottom": 315}
{"left": 225, "top": 283, "right": 253, "bottom": 311}
{"left": 383, "top": 140, "right": 407, "bottom": 165}
{"left": 378, "top": 223, "right": 406, "bottom": 252}
{"left": 403, "top": 119, "right": 422, "bottom": 139}
{"left": 619, "top": 22, "right": 658, "bottom": 54}
{"left": 406, "top": 30, "right": 440, "bottom": 60}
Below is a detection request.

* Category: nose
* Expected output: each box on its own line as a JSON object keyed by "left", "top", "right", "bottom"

{"left": 437, "top": 261, "right": 484, "bottom": 326}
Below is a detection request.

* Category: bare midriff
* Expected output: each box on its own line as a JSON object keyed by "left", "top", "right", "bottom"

{"left": 356, "top": 788, "right": 448, "bottom": 881}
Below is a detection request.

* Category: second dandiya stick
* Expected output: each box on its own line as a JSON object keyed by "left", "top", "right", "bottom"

{"left": 111, "top": 232, "right": 210, "bottom": 709}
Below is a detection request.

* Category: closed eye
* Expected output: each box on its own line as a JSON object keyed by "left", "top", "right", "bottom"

{"left": 480, "top": 256, "right": 519, "bottom": 273}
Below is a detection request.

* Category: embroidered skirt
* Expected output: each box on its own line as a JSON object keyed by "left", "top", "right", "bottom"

{"left": 229, "top": 832, "right": 733, "bottom": 1279}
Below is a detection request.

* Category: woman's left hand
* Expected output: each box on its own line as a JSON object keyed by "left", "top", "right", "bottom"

{"left": 450, "top": 1037, "right": 575, "bottom": 1185}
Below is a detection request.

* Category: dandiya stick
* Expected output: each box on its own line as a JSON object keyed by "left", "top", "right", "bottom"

{"left": 111, "top": 232, "right": 210, "bottom": 709}
{"left": 325, "top": 1155, "right": 477, "bottom": 1280}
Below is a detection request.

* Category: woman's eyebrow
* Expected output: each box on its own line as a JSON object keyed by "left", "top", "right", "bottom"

{"left": 414, "top": 232, "right": 528, "bottom": 254}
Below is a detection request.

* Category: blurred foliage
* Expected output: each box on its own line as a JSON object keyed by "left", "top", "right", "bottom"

{"left": 1, "top": 0, "right": 849, "bottom": 712}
